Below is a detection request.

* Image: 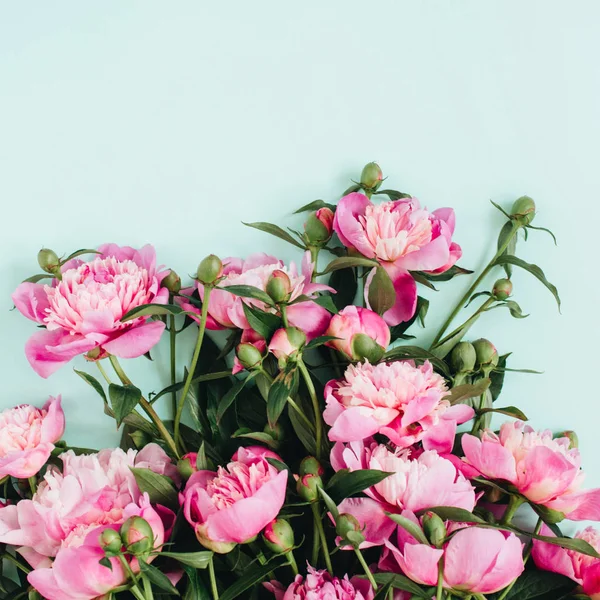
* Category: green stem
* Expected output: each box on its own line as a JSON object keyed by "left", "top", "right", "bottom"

{"left": 312, "top": 518, "right": 320, "bottom": 565}
{"left": 174, "top": 285, "right": 212, "bottom": 454}
{"left": 208, "top": 558, "right": 219, "bottom": 600}
{"left": 109, "top": 355, "right": 179, "bottom": 458}
{"left": 354, "top": 547, "right": 377, "bottom": 591}
{"left": 285, "top": 550, "right": 299, "bottom": 575}
{"left": 280, "top": 304, "right": 289, "bottom": 327}
{"left": 311, "top": 502, "right": 333, "bottom": 574}
{"left": 434, "top": 297, "right": 495, "bottom": 350}
{"left": 117, "top": 555, "right": 146, "bottom": 600}
{"left": 28, "top": 476, "right": 37, "bottom": 496}
{"left": 298, "top": 360, "right": 323, "bottom": 460}
{"left": 309, "top": 247, "right": 320, "bottom": 282}
{"left": 169, "top": 312, "right": 177, "bottom": 421}
{"left": 431, "top": 221, "right": 518, "bottom": 346}
{"left": 436, "top": 557, "right": 444, "bottom": 600}
{"left": 142, "top": 574, "right": 154, "bottom": 600}
{"left": 96, "top": 360, "right": 113, "bottom": 384}
{"left": 501, "top": 495, "right": 525, "bottom": 525}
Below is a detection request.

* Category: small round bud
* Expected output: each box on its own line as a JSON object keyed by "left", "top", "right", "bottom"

{"left": 266, "top": 270, "right": 292, "bottom": 303}
{"left": 236, "top": 343, "right": 264, "bottom": 370}
{"left": 299, "top": 456, "right": 324, "bottom": 477}
{"left": 558, "top": 430, "right": 579, "bottom": 449}
{"left": 350, "top": 333, "right": 385, "bottom": 363}
{"left": 268, "top": 327, "right": 306, "bottom": 363}
{"left": 296, "top": 473, "right": 322, "bottom": 503}
{"left": 197, "top": 254, "right": 223, "bottom": 285}
{"left": 263, "top": 519, "right": 295, "bottom": 554}
{"left": 177, "top": 452, "right": 198, "bottom": 479}
{"left": 304, "top": 209, "right": 334, "bottom": 244}
{"left": 120, "top": 517, "right": 154, "bottom": 556}
{"left": 511, "top": 195, "right": 536, "bottom": 226}
{"left": 473, "top": 338, "right": 499, "bottom": 368}
{"left": 360, "top": 162, "right": 383, "bottom": 190}
{"left": 264, "top": 421, "right": 285, "bottom": 443}
{"left": 163, "top": 269, "right": 182, "bottom": 294}
{"left": 335, "top": 513, "right": 364, "bottom": 546}
{"left": 37, "top": 248, "right": 60, "bottom": 274}
{"left": 449, "top": 342, "right": 477, "bottom": 373}
{"left": 493, "top": 278, "right": 513, "bottom": 301}
{"left": 422, "top": 512, "right": 447, "bottom": 548}
{"left": 99, "top": 528, "right": 122, "bottom": 555}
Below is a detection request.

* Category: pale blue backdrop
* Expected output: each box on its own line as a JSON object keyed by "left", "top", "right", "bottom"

{"left": 1, "top": 2, "right": 597, "bottom": 521}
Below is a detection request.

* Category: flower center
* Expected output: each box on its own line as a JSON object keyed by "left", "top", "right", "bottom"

{"left": 207, "top": 461, "right": 270, "bottom": 511}
{"left": 0, "top": 405, "right": 44, "bottom": 455}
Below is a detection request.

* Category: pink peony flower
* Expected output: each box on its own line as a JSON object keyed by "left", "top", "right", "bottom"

{"left": 180, "top": 252, "right": 333, "bottom": 339}
{"left": 462, "top": 422, "right": 600, "bottom": 520}
{"left": 325, "top": 306, "right": 390, "bottom": 360}
{"left": 0, "top": 396, "right": 65, "bottom": 479}
{"left": 381, "top": 514, "right": 524, "bottom": 594}
{"left": 333, "top": 193, "right": 461, "bottom": 325}
{"left": 323, "top": 360, "right": 473, "bottom": 451}
{"left": 331, "top": 440, "right": 476, "bottom": 546}
{"left": 12, "top": 244, "right": 169, "bottom": 378}
{"left": 265, "top": 565, "right": 375, "bottom": 600}
{"left": 181, "top": 446, "right": 288, "bottom": 549}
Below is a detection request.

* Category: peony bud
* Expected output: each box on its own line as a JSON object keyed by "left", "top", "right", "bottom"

{"left": 304, "top": 208, "right": 334, "bottom": 244}
{"left": 360, "top": 162, "right": 383, "bottom": 190}
{"left": 422, "top": 511, "right": 447, "bottom": 548}
{"left": 558, "top": 430, "right": 579, "bottom": 449}
{"left": 493, "top": 278, "right": 513, "bottom": 301}
{"left": 296, "top": 473, "right": 323, "bottom": 503}
{"left": 196, "top": 254, "right": 223, "bottom": 285}
{"left": 473, "top": 338, "right": 499, "bottom": 368}
{"left": 266, "top": 270, "right": 292, "bottom": 303}
{"left": 120, "top": 517, "right": 154, "bottom": 556}
{"left": 449, "top": 341, "right": 477, "bottom": 373}
{"left": 263, "top": 519, "right": 295, "bottom": 554}
{"left": 99, "top": 527, "right": 122, "bottom": 555}
{"left": 350, "top": 333, "right": 385, "bottom": 363}
{"left": 511, "top": 195, "right": 536, "bottom": 226}
{"left": 299, "top": 456, "right": 324, "bottom": 477}
{"left": 236, "top": 343, "right": 264, "bottom": 370}
{"left": 37, "top": 248, "right": 60, "bottom": 275}
{"left": 195, "top": 523, "right": 236, "bottom": 554}
{"left": 163, "top": 269, "right": 182, "bottom": 294}
{"left": 335, "top": 513, "right": 365, "bottom": 548}
{"left": 177, "top": 452, "right": 198, "bottom": 479}
{"left": 268, "top": 327, "right": 306, "bottom": 363}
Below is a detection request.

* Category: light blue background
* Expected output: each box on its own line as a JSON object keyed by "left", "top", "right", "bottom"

{"left": 1, "top": 2, "right": 598, "bottom": 517}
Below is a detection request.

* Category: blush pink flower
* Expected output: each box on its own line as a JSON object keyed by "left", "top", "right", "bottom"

{"left": 462, "top": 422, "right": 600, "bottom": 520}
{"left": 12, "top": 244, "right": 169, "bottom": 378}
{"left": 325, "top": 306, "right": 390, "bottom": 360}
{"left": 333, "top": 193, "right": 461, "bottom": 325}
{"left": 180, "top": 252, "right": 333, "bottom": 339}
{"left": 265, "top": 565, "right": 375, "bottom": 600}
{"left": 323, "top": 360, "right": 473, "bottom": 451}
{"left": 0, "top": 396, "right": 65, "bottom": 479}
{"left": 181, "top": 446, "right": 288, "bottom": 549}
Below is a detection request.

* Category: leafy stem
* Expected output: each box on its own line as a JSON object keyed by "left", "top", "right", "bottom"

{"left": 311, "top": 502, "right": 333, "bottom": 574}
{"left": 169, "top": 312, "right": 177, "bottom": 420}
{"left": 354, "top": 547, "right": 377, "bottom": 591}
{"left": 208, "top": 557, "right": 219, "bottom": 600}
{"left": 298, "top": 359, "right": 323, "bottom": 460}
{"left": 500, "top": 495, "right": 525, "bottom": 525}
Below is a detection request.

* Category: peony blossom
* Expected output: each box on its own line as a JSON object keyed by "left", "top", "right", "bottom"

{"left": 331, "top": 440, "right": 476, "bottom": 546}
{"left": 333, "top": 193, "right": 461, "bottom": 325}
{"left": 462, "top": 422, "right": 600, "bottom": 520}
{"left": 265, "top": 565, "right": 375, "bottom": 600}
{"left": 12, "top": 244, "right": 169, "bottom": 378}
{"left": 325, "top": 306, "right": 390, "bottom": 360}
{"left": 181, "top": 446, "right": 287, "bottom": 550}
{"left": 180, "top": 252, "right": 333, "bottom": 339}
{"left": 323, "top": 360, "right": 473, "bottom": 451}
{"left": 381, "top": 513, "right": 524, "bottom": 594}
{"left": 0, "top": 396, "right": 65, "bottom": 479}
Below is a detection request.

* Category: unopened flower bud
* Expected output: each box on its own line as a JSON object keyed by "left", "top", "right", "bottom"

{"left": 422, "top": 512, "right": 447, "bottom": 548}
{"left": 37, "top": 248, "right": 60, "bottom": 274}
{"left": 266, "top": 270, "right": 292, "bottom": 303}
{"left": 558, "top": 430, "right": 579, "bottom": 449}
{"left": 163, "top": 269, "right": 182, "bottom": 294}
{"left": 299, "top": 456, "right": 324, "bottom": 476}
{"left": 120, "top": 517, "right": 154, "bottom": 556}
{"left": 304, "top": 208, "right": 334, "bottom": 244}
{"left": 236, "top": 343, "right": 264, "bottom": 370}
{"left": 99, "top": 527, "right": 122, "bottom": 555}
{"left": 177, "top": 452, "right": 198, "bottom": 479}
{"left": 268, "top": 327, "right": 306, "bottom": 363}
{"left": 360, "top": 162, "right": 383, "bottom": 190}
{"left": 335, "top": 513, "right": 365, "bottom": 548}
{"left": 449, "top": 342, "right": 477, "bottom": 374}
{"left": 493, "top": 278, "right": 513, "bottom": 301}
{"left": 511, "top": 195, "right": 536, "bottom": 226}
{"left": 195, "top": 523, "right": 236, "bottom": 554}
{"left": 350, "top": 333, "right": 385, "bottom": 363}
{"left": 473, "top": 338, "right": 499, "bottom": 368}
{"left": 263, "top": 519, "right": 295, "bottom": 554}
{"left": 264, "top": 421, "right": 285, "bottom": 443}
{"left": 196, "top": 254, "right": 223, "bottom": 285}
{"left": 296, "top": 473, "right": 322, "bottom": 503}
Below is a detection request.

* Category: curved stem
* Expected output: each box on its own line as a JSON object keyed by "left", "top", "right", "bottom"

{"left": 433, "top": 297, "right": 495, "bottom": 350}
{"left": 96, "top": 360, "right": 113, "bottom": 384}
{"left": 285, "top": 550, "right": 299, "bottom": 575}
{"left": 501, "top": 495, "right": 525, "bottom": 525}
{"left": 109, "top": 356, "right": 179, "bottom": 458}
{"left": 311, "top": 518, "right": 319, "bottom": 565}
{"left": 309, "top": 247, "right": 320, "bottom": 282}
{"left": 169, "top": 312, "right": 177, "bottom": 420}
{"left": 298, "top": 360, "right": 323, "bottom": 460}
{"left": 436, "top": 557, "right": 444, "bottom": 600}
{"left": 280, "top": 304, "right": 289, "bottom": 327}
{"left": 117, "top": 555, "right": 145, "bottom": 600}
{"left": 208, "top": 558, "right": 219, "bottom": 600}
{"left": 311, "top": 502, "right": 333, "bottom": 574}
{"left": 354, "top": 547, "right": 377, "bottom": 591}
{"left": 142, "top": 574, "right": 154, "bottom": 600}
{"left": 174, "top": 286, "right": 212, "bottom": 454}
{"left": 431, "top": 221, "right": 518, "bottom": 346}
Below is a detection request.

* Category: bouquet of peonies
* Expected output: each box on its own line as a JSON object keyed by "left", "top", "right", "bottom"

{"left": 1, "top": 163, "right": 598, "bottom": 600}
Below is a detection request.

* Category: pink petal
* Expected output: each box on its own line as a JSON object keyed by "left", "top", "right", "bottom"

{"left": 394, "top": 542, "right": 443, "bottom": 586}
{"left": 0, "top": 443, "right": 54, "bottom": 479}
{"left": 461, "top": 434, "right": 518, "bottom": 483}
{"left": 443, "top": 403, "right": 475, "bottom": 423}
{"left": 333, "top": 192, "right": 376, "bottom": 256}
{"left": 532, "top": 526, "right": 579, "bottom": 582}
{"left": 583, "top": 562, "right": 600, "bottom": 597}
{"left": 12, "top": 282, "right": 50, "bottom": 323}
{"left": 287, "top": 302, "right": 332, "bottom": 339}
{"left": 102, "top": 320, "right": 166, "bottom": 358}
{"left": 337, "top": 497, "right": 395, "bottom": 548}
{"left": 371, "top": 264, "right": 417, "bottom": 326}
{"left": 40, "top": 395, "right": 66, "bottom": 443}
{"left": 432, "top": 207, "right": 456, "bottom": 234}
{"left": 327, "top": 407, "right": 389, "bottom": 442}
{"left": 393, "top": 234, "right": 451, "bottom": 272}
{"left": 547, "top": 487, "right": 600, "bottom": 521}
{"left": 242, "top": 253, "right": 281, "bottom": 271}
{"left": 17, "top": 547, "right": 53, "bottom": 569}
{"left": 0, "top": 503, "right": 30, "bottom": 546}
{"left": 400, "top": 391, "right": 442, "bottom": 428}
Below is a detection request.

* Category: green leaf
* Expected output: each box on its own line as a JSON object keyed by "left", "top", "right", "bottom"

{"left": 267, "top": 367, "right": 299, "bottom": 426}
{"left": 219, "top": 285, "right": 273, "bottom": 306}
{"left": 375, "top": 189, "right": 412, "bottom": 200}
{"left": 242, "top": 303, "right": 281, "bottom": 339}
{"left": 496, "top": 220, "right": 518, "bottom": 278}
{"left": 410, "top": 271, "right": 438, "bottom": 290}
{"left": 232, "top": 430, "right": 278, "bottom": 449}
{"left": 386, "top": 512, "right": 429, "bottom": 545}
{"left": 490, "top": 200, "right": 511, "bottom": 219}
{"left": 367, "top": 267, "right": 396, "bottom": 315}
{"left": 328, "top": 267, "right": 358, "bottom": 310}
{"left": 305, "top": 335, "right": 340, "bottom": 349}
{"left": 22, "top": 273, "right": 54, "bottom": 283}
{"left": 160, "top": 551, "right": 213, "bottom": 569}
{"left": 181, "top": 564, "right": 211, "bottom": 600}
{"left": 61, "top": 248, "right": 101, "bottom": 264}
{"left": 420, "top": 506, "right": 486, "bottom": 524}
{"left": 527, "top": 224, "right": 558, "bottom": 245}
{"left": 490, "top": 353, "right": 511, "bottom": 401}
{"left": 493, "top": 255, "right": 561, "bottom": 310}
{"left": 465, "top": 290, "right": 493, "bottom": 308}
{"left": 313, "top": 294, "right": 339, "bottom": 314}
{"left": 243, "top": 221, "right": 305, "bottom": 249}
{"left": 294, "top": 199, "right": 336, "bottom": 213}
{"left": 74, "top": 369, "right": 107, "bottom": 403}
{"left": 503, "top": 299, "right": 529, "bottom": 319}
{"left": 478, "top": 405, "right": 528, "bottom": 420}
{"left": 488, "top": 569, "right": 577, "bottom": 600}
{"left": 288, "top": 400, "right": 317, "bottom": 455}
{"left": 417, "top": 265, "right": 474, "bottom": 282}
{"left": 220, "top": 557, "right": 288, "bottom": 600}
{"left": 149, "top": 371, "right": 232, "bottom": 405}
{"left": 121, "top": 303, "right": 185, "bottom": 322}
{"left": 98, "top": 556, "right": 113, "bottom": 570}
{"left": 139, "top": 559, "right": 180, "bottom": 595}
{"left": 217, "top": 373, "right": 256, "bottom": 423}
{"left": 383, "top": 345, "right": 450, "bottom": 377}
{"left": 317, "top": 486, "right": 340, "bottom": 520}
{"left": 372, "top": 573, "right": 433, "bottom": 597}
{"left": 196, "top": 441, "right": 209, "bottom": 470}
{"left": 320, "top": 256, "right": 379, "bottom": 274}
{"left": 326, "top": 469, "right": 391, "bottom": 503}
{"left": 108, "top": 383, "right": 142, "bottom": 427}
{"left": 130, "top": 468, "right": 178, "bottom": 508}
{"left": 445, "top": 379, "right": 491, "bottom": 405}
{"left": 341, "top": 183, "right": 361, "bottom": 195}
